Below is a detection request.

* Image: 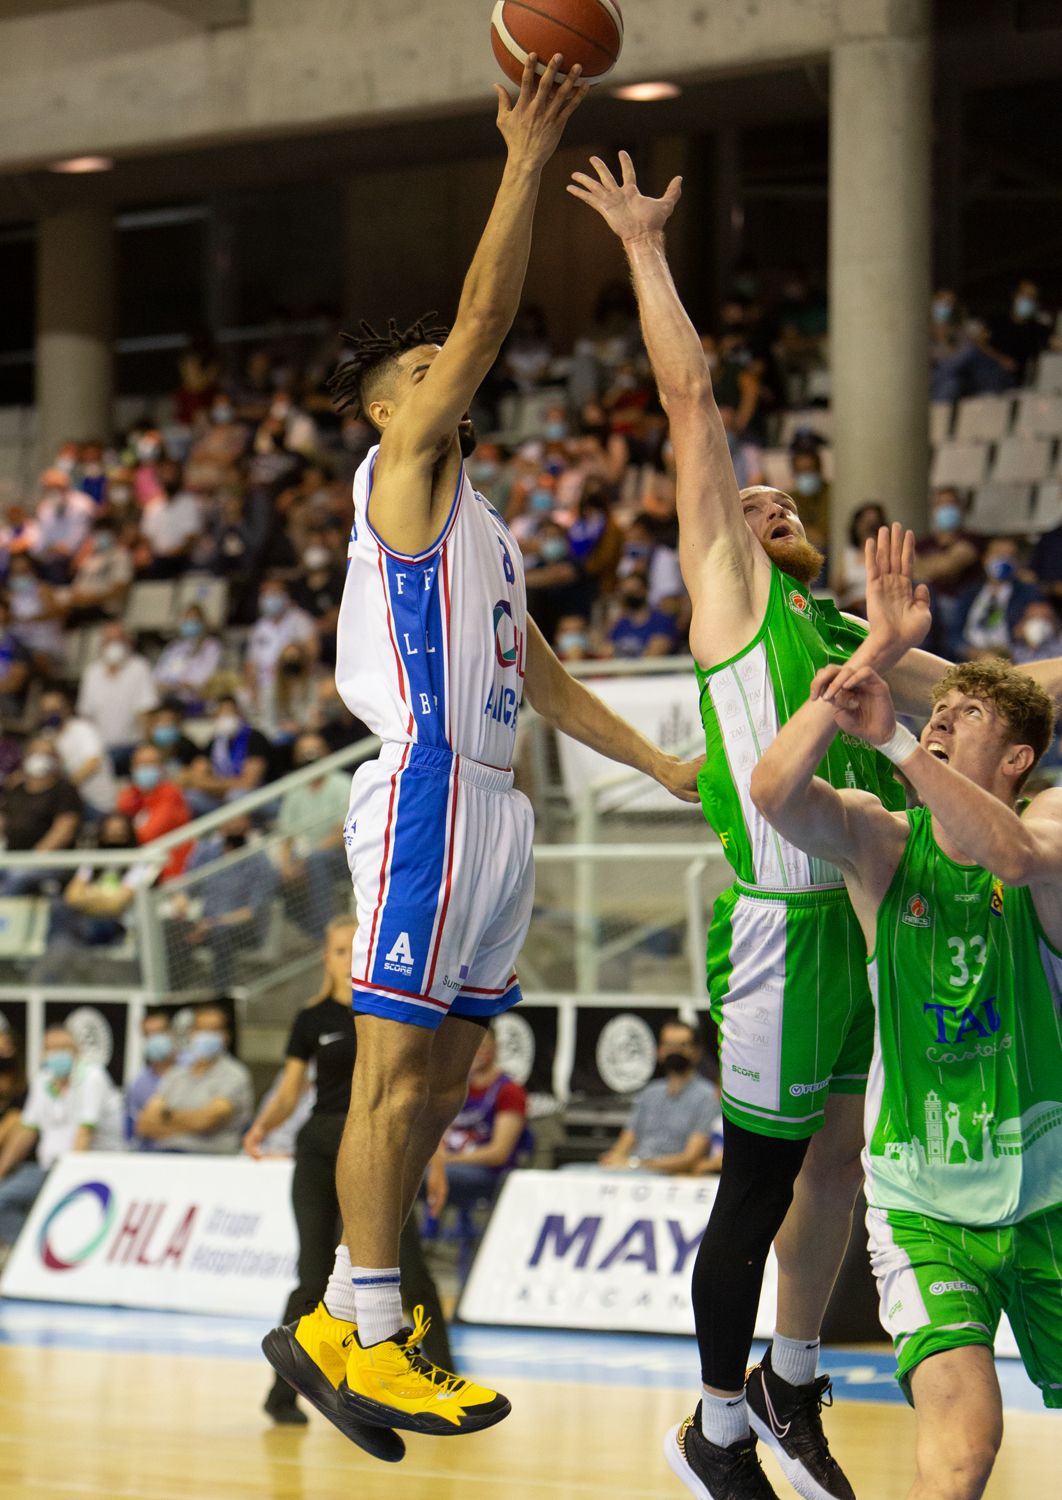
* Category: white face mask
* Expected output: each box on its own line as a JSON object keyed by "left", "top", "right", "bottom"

{"left": 215, "top": 713, "right": 241, "bottom": 739}
{"left": 24, "top": 752, "right": 55, "bottom": 780}
{"left": 102, "top": 641, "right": 128, "bottom": 668}
{"left": 1023, "top": 617, "right": 1054, "bottom": 648}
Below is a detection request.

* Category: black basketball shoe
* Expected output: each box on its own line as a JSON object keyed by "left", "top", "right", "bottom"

{"left": 664, "top": 1404, "right": 780, "bottom": 1499}
{"left": 746, "top": 1347, "right": 855, "bottom": 1500}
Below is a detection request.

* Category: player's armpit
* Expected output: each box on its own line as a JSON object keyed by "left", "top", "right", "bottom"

{"left": 1004, "top": 788, "right": 1062, "bottom": 888}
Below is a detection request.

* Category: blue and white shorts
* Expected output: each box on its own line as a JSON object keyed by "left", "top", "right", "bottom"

{"left": 345, "top": 742, "right": 535, "bottom": 1030}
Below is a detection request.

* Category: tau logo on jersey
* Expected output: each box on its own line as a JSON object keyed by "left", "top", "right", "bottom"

{"left": 990, "top": 879, "right": 1005, "bottom": 917}
{"left": 788, "top": 589, "right": 810, "bottom": 614}
{"left": 383, "top": 931, "right": 415, "bottom": 978}
{"left": 902, "top": 893, "right": 932, "bottom": 928}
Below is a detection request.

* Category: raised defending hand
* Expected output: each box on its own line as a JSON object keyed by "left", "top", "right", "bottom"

{"left": 822, "top": 663, "right": 899, "bottom": 748}
{"left": 864, "top": 522, "right": 932, "bottom": 665}
{"left": 567, "top": 151, "right": 682, "bottom": 243}
{"left": 495, "top": 53, "right": 589, "bottom": 169}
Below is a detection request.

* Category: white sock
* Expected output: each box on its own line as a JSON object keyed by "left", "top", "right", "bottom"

{"left": 323, "top": 1245, "right": 357, "bottom": 1323}
{"left": 351, "top": 1265, "right": 403, "bottom": 1347}
{"left": 771, "top": 1333, "right": 820, "bottom": 1388}
{"left": 700, "top": 1388, "right": 749, "bottom": 1448}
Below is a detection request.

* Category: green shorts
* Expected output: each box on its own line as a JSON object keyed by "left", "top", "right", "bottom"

{"left": 867, "top": 1203, "right": 1062, "bottom": 1408}
{"left": 706, "top": 882, "right": 873, "bottom": 1140}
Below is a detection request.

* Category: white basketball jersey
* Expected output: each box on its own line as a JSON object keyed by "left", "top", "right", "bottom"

{"left": 336, "top": 446, "right": 527, "bottom": 767}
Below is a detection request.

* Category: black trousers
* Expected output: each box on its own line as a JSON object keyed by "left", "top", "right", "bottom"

{"left": 269, "top": 1111, "right": 454, "bottom": 1405}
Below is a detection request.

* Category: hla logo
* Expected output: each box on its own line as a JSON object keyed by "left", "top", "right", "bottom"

{"left": 383, "top": 932, "right": 415, "bottom": 977}
{"left": 902, "top": 894, "right": 931, "bottom": 928}
{"left": 788, "top": 589, "right": 810, "bottom": 614}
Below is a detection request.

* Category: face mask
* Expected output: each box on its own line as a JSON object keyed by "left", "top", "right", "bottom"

{"left": 223, "top": 832, "right": 247, "bottom": 851}
{"left": 1014, "top": 295, "right": 1037, "bottom": 320}
{"left": 0, "top": 1055, "right": 16, "bottom": 1074}
{"left": 934, "top": 505, "right": 962, "bottom": 532}
{"left": 41, "top": 714, "right": 64, "bottom": 731}
{"left": 557, "top": 631, "right": 588, "bottom": 655}
{"left": 1023, "top": 617, "right": 1054, "bottom": 648}
{"left": 136, "top": 438, "right": 161, "bottom": 463}
{"left": 179, "top": 619, "right": 202, "bottom": 639}
{"left": 109, "top": 484, "right": 133, "bottom": 505}
{"left": 987, "top": 558, "right": 1015, "bottom": 583}
{"left": 304, "top": 547, "right": 330, "bottom": 572}
{"left": 189, "top": 1031, "right": 224, "bottom": 1062}
{"left": 102, "top": 641, "right": 128, "bottom": 667}
{"left": 471, "top": 460, "right": 499, "bottom": 484}
{"left": 540, "top": 537, "right": 568, "bottom": 564}
{"left": 24, "top": 752, "right": 55, "bottom": 780}
{"left": 931, "top": 298, "right": 953, "bottom": 325}
{"left": 215, "top": 713, "right": 241, "bottom": 739}
{"left": 55, "top": 456, "right": 76, "bottom": 474}
{"left": 212, "top": 405, "right": 233, "bottom": 425}
{"left": 543, "top": 421, "right": 568, "bottom": 442}
{"left": 296, "top": 753, "right": 322, "bottom": 769}
{"left": 661, "top": 1051, "right": 694, "bottom": 1076}
{"left": 622, "top": 592, "right": 648, "bottom": 611}
{"left": 260, "top": 593, "right": 286, "bottom": 617}
{"left": 152, "top": 724, "right": 180, "bottom": 748}
{"left": 94, "top": 532, "right": 114, "bottom": 552}
{"left": 144, "top": 1033, "right": 174, "bottom": 1064}
{"left": 530, "top": 488, "right": 555, "bottom": 515}
{"left": 794, "top": 472, "right": 823, "bottom": 497}
{"left": 281, "top": 658, "right": 303, "bottom": 677}
{"left": 44, "top": 1050, "right": 74, "bottom": 1080}
{"left": 624, "top": 543, "right": 651, "bottom": 563}
{"left": 10, "top": 576, "right": 35, "bottom": 595}
{"left": 133, "top": 764, "right": 163, "bottom": 792}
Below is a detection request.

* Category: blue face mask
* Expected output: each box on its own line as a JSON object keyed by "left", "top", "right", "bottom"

{"left": 1014, "top": 295, "right": 1037, "bottom": 321}
{"left": 543, "top": 421, "right": 568, "bottom": 442}
{"left": 934, "top": 505, "right": 962, "bottom": 533}
{"left": 932, "top": 298, "right": 954, "bottom": 325}
{"left": 179, "top": 620, "right": 202, "bottom": 639}
{"left": 44, "top": 1050, "right": 74, "bottom": 1080}
{"left": 530, "top": 489, "right": 555, "bottom": 515}
{"left": 987, "top": 558, "right": 1015, "bottom": 583}
{"left": 152, "top": 724, "right": 180, "bottom": 748}
{"left": 132, "top": 764, "right": 163, "bottom": 792}
{"left": 260, "top": 593, "right": 286, "bottom": 617}
{"left": 540, "top": 537, "right": 568, "bottom": 564}
{"left": 794, "top": 472, "right": 823, "bottom": 497}
{"left": 144, "top": 1033, "right": 174, "bottom": 1064}
{"left": 189, "top": 1031, "right": 225, "bottom": 1063}
{"left": 557, "top": 631, "right": 588, "bottom": 655}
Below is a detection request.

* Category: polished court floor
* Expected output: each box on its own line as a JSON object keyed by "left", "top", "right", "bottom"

{"left": 0, "top": 1303, "right": 1054, "bottom": 1498}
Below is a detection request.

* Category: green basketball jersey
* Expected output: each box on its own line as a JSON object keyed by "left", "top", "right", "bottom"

{"left": 865, "top": 807, "right": 1062, "bottom": 1227}
{"left": 695, "top": 563, "right": 903, "bottom": 888}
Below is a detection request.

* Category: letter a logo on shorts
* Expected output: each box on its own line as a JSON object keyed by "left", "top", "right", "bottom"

{"left": 901, "top": 893, "right": 931, "bottom": 928}
{"left": 383, "top": 931, "right": 415, "bottom": 976}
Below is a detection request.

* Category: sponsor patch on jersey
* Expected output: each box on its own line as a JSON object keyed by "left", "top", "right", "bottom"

{"left": 788, "top": 589, "right": 810, "bottom": 614}
{"left": 952, "top": 891, "right": 979, "bottom": 903}
{"left": 732, "top": 1064, "right": 761, "bottom": 1081}
{"left": 990, "top": 879, "right": 1005, "bottom": 917}
{"left": 929, "top": 1279, "right": 980, "bottom": 1297}
{"left": 789, "top": 1079, "right": 830, "bottom": 1098}
{"left": 901, "top": 893, "right": 932, "bottom": 928}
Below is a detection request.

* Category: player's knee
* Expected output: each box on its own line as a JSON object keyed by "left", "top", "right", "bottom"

{"left": 423, "top": 1079, "right": 468, "bottom": 1135}
{"left": 352, "top": 1065, "right": 429, "bottom": 1123}
{"left": 918, "top": 1436, "right": 1000, "bottom": 1500}
{"left": 799, "top": 1134, "right": 864, "bottom": 1205}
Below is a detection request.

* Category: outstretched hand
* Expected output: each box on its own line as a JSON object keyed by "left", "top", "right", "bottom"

{"left": 495, "top": 53, "right": 589, "bottom": 169}
{"left": 567, "top": 151, "right": 682, "bottom": 243}
{"left": 863, "top": 522, "right": 932, "bottom": 666}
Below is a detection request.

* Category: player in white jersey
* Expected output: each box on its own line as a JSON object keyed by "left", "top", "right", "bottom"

{"left": 261, "top": 57, "right": 701, "bottom": 1451}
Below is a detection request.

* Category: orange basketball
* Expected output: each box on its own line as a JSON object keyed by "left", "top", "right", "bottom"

{"left": 491, "top": 0, "right": 624, "bottom": 87}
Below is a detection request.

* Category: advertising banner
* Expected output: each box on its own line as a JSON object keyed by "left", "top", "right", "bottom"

{"left": 1, "top": 1152, "right": 296, "bottom": 1318}
{"left": 556, "top": 674, "right": 704, "bottom": 813}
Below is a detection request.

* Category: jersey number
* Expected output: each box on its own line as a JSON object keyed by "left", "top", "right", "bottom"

{"left": 499, "top": 538, "right": 516, "bottom": 584}
{"left": 946, "top": 934, "right": 987, "bottom": 988}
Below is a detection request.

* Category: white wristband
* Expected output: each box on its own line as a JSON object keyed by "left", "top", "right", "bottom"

{"left": 876, "top": 723, "right": 919, "bottom": 766}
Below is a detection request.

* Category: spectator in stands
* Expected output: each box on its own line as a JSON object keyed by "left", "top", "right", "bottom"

{"left": 988, "top": 278, "right": 1057, "bottom": 386}
{"left": 929, "top": 289, "right": 1011, "bottom": 402}
{"left": 0, "top": 1024, "right": 28, "bottom": 1162}
{"left": 524, "top": 519, "right": 589, "bottom": 644}
{"left": 605, "top": 574, "right": 677, "bottom": 659}
{"left": 179, "top": 814, "right": 278, "bottom": 987}
{"left": 153, "top": 605, "right": 223, "bottom": 713}
{"left": 598, "top": 1019, "right": 722, "bottom": 1175}
{"left": 0, "top": 1024, "right": 124, "bottom": 1246}
{"left": 276, "top": 732, "right": 350, "bottom": 937}
{"left": 7, "top": 553, "right": 65, "bottom": 674}
{"left": 554, "top": 614, "right": 593, "bottom": 663}
{"left": 136, "top": 1004, "right": 253, "bottom": 1154}
{"left": 76, "top": 440, "right": 109, "bottom": 507}
{"left": 439, "top": 1025, "right": 530, "bottom": 1210}
{"left": 184, "top": 694, "right": 270, "bottom": 816}
{"left": 184, "top": 396, "right": 248, "bottom": 492}
{"left": 789, "top": 444, "right": 830, "bottom": 539}
{"left": 271, "top": 646, "right": 321, "bottom": 743}
{"left": 244, "top": 577, "right": 317, "bottom": 729}
{"left": 567, "top": 482, "right": 624, "bottom": 591}
{"left": 0, "top": 596, "right": 31, "bottom": 718}
{"left": 501, "top": 303, "right": 553, "bottom": 393}
{"left": 62, "top": 518, "right": 134, "bottom": 623}
{"left": 148, "top": 700, "right": 202, "bottom": 773}
{"left": 955, "top": 535, "right": 1042, "bottom": 658}
{"left": 76, "top": 622, "right": 159, "bottom": 776}
{"left": 0, "top": 737, "right": 81, "bottom": 896}
{"left": 290, "top": 532, "right": 344, "bottom": 667}
{"left": 117, "top": 744, "right": 192, "bottom": 881}
{"left": 38, "top": 688, "right": 116, "bottom": 818}
{"left": 32, "top": 468, "right": 95, "bottom": 582}
{"left": 1028, "top": 518, "right": 1062, "bottom": 606}
{"left": 833, "top": 502, "right": 888, "bottom": 614}
{"left": 139, "top": 462, "right": 202, "bottom": 578}
{"left": 1010, "top": 599, "right": 1062, "bottom": 665}
{"left": 914, "top": 488, "right": 985, "bottom": 640}
{"left": 43, "top": 811, "right": 149, "bottom": 960}
{"left": 126, "top": 1010, "right": 178, "bottom": 1147}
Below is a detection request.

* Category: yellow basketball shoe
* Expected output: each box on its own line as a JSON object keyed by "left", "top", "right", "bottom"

{"left": 262, "top": 1304, "right": 405, "bottom": 1462}
{"left": 339, "top": 1305, "right": 511, "bottom": 1435}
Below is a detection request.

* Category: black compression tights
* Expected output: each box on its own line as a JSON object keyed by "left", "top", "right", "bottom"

{"left": 692, "top": 1115, "right": 810, "bottom": 1391}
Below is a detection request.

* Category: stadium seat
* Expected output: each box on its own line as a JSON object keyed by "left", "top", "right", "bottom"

{"left": 929, "top": 402, "right": 954, "bottom": 444}
{"left": 1013, "top": 393, "right": 1062, "bottom": 440}
{"left": 123, "top": 580, "right": 178, "bottom": 633}
{"left": 954, "top": 394, "right": 1013, "bottom": 443}
{"left": 930, "top": 441, "right": 990, "bottom": 489}
{"left": 175, "top": 574, "right": 229, "bottom": 630}
{"left": 990, "top": 437, "right": 1053, "bottom": 484}
{"left": 1032, "top": 481, "right": 1062, "bottom": 533}
{"left": 1035, "top": 351, "right": 1062, "bottom": 393}
{"left": 966, "top": 483, "right": 1036, "bottom": 535}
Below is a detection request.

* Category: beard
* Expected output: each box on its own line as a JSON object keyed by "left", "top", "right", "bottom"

{"left": 762, "top": 534, "right": 825, "bottom": 587}
{"left": 458, "top": 420, "right": 478, "bottom": 459}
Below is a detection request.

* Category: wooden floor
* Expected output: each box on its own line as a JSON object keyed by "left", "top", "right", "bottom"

{"left": 0, "top": 1345, "right": 1054, "bottom": 1499}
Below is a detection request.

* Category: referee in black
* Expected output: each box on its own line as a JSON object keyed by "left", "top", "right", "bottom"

{"left": 246, "top": 914, "right": 454, "bottom": 1423}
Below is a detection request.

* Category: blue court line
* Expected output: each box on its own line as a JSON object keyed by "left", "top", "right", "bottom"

{"left": 0, "top": 1300, "right": 1047, "bottom": 1414}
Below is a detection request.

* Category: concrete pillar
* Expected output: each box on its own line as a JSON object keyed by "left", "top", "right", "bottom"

{"left": 36, "top": 207, "right": 115, "bottom": 463}
{"left": 829, "top": 4, "right": 932, "bottom": 557}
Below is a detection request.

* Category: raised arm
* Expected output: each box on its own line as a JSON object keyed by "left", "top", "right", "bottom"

{"left": 568, "top": 153, "right": 756, "bottom": 604}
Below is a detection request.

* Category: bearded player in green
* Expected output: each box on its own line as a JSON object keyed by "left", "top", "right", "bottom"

{"left": 751, "top": 527, "right": 1062, "bottom": 1500}
{"left": 571, "top": 154, "right": 1062, "bottom": 1500}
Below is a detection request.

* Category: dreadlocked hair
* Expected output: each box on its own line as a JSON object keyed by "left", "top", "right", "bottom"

{"left": 327, "top": 313, "right": 451, "bottom": 420}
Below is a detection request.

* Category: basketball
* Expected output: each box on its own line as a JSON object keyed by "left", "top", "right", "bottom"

{"left": 491, "top": 0, "right": 624, "bottom": 87}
